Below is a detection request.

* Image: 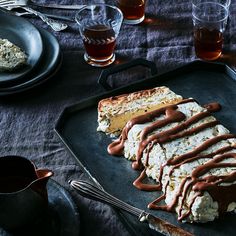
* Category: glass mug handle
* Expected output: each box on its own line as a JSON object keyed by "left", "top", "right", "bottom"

{"left": 98, "top": 58, "right": 158, "bottom": 90}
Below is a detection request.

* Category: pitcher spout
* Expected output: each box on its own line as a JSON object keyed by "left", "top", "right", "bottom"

{"left": 31, "top": 169, "right": 54, "bottom": 201}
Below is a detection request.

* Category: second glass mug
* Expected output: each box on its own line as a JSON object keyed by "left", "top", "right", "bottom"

{"left": 117, "top": 0, "right": 147, "bottom": 24}
{"left": 192, "top": 0, "right": 229, "bottom": 61}
{"left": 75, "top": 4, "right": 123, "bottom": 67}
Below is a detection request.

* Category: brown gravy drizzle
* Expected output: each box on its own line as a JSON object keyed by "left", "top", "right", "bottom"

{"left": 108, "top": 99, "right": 236, "bottom": 221}
{"left": 203, "top": 102, "right": 221, "bottom": 112}
{"left": 107, "top": 98, "right": 196, "bottom": 156}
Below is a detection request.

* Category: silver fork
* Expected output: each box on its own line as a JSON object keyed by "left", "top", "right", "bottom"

{"left": 0, "top": 1, "right": 68, "bottom": 31}
{"left": 0, "top": 7, "right": 74, "bottom": 22}
{"left": 0, "top": 0, "right": 40, "bottom": 7}
{"left": 70, "top": 180, "right": 194, "bottom": 236}
{"left": 0, "top": 0, "right": 85, "bottom": 9}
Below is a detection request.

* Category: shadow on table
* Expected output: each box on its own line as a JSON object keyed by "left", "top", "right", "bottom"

{"left": 140, "top": 14, "right": 192, "bottom": 31}
{"left": 218, "top": 50, "right": 236, "bottom": 70}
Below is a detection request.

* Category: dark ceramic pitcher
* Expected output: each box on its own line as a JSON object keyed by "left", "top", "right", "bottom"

{"left": 0, "top": 156, "right": 53, "bottom": 230}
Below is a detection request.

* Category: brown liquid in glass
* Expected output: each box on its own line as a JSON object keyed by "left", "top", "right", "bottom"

{"left": 118, "top": 0, "right": 145, "bottom": 20}
{"left": 83, "top": 24, "right": 116, "bottom": 60}
{"left": 194, "top": 27, "right": 223, "bottom": 61}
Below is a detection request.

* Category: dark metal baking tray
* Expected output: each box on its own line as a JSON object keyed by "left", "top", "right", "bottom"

{"left": 55, "top": 60, "right": 236, "bottom": 236}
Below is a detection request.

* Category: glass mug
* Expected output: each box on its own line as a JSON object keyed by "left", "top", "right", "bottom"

{"left": 192, "top": 0, "right": 229, "bottom": 61}
{"left": 75, "top": 4, "right": 123, "bottom": 67}
{"left": 117, "top": 0, "right": 147, "bottom": 24}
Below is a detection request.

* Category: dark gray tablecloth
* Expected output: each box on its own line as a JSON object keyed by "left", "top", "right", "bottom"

{"left": 0, "top": 0, "right": 235, "bottom": 235}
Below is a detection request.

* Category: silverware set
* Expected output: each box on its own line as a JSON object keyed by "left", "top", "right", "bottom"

{"left": 0, "top": 0, "right": 85, "bottom": 31}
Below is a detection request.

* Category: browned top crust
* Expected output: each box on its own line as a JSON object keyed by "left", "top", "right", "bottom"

{"left": 97, "top": 86, "right": 183, "bottom": 135}
{"left": 98, "top": 87, "right": 165, "bottom": 110}
{"left": 98, "top": 86, "right": 179, "bottom": 114}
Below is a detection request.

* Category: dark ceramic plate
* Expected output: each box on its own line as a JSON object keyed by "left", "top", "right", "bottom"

{"left": 0, "top": 12, "right": 43, "bottom": 85}
{"left": 0, "top": 179, "right": 80, "bottom": 236}
{"left": 0, "top": 26, "right": 61, "bottom": 96}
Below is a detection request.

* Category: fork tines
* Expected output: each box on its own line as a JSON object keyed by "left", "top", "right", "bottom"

{"left": 0, "top": 0, "right": 15, "bottom": 7}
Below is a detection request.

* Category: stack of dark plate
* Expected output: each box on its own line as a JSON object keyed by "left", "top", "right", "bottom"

{"left": 0, "top": 12, "right": 61, "bottom": 96}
